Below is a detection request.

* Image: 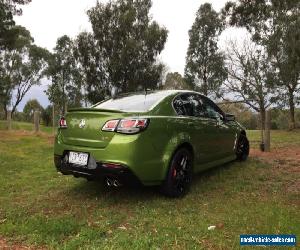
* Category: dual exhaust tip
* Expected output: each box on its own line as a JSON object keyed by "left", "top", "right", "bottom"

{"left": 106, "top": 177, "right": 122, "bottom": 187}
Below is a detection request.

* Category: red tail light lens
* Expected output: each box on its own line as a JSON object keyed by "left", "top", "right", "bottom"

{"left": 102, "top": 118, "right": 149, "bottom": 134}
{"left": 59, "top": 117, "right": 67, "bottom": 128}
{"left": 102, "top": 163, "right": 124, "bottom": 169}
{"left": 102, "top": 119, "right": 120, "bottom": 131}
{"left": 117, "top": 119, "right": 149, "bottom": 134}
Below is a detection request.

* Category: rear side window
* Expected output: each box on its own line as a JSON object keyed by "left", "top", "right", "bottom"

{"left": 173, "top": 94, "right": 207, "bottom": 117}
{"left": 95, "top": 91, "right": 174, "bottom": 112}
{"left": 173, "top": 97, "right": 186, "bottom": 115}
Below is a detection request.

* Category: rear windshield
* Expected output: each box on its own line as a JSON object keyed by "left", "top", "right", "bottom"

{"left": 94, "top": 91, "right": 174, "bottom": 112}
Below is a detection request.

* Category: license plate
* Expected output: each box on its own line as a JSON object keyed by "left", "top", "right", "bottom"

{"left": 68, "top": 152, "right": 89, "bottom": 166}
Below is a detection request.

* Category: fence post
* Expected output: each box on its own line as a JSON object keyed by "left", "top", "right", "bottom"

{"left": 264, "top": 110, "right": 271, "bottom": 152}
{"left": 34, "top": 110, "right": 40, "bottom": 133}
{"left": 7, "top": 111, "right": 12, "bottom": 130}
{"left": 52, "top": 104, "right": 55, "bottom": 135}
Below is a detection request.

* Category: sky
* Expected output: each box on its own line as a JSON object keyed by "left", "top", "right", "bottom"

{"left": 14, "top": 0, "right": 245, "bottom": 110}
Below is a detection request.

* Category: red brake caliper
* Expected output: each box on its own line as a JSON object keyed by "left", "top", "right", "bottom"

{"left": 173, "top": 168, "right": 177, "bottom": 178}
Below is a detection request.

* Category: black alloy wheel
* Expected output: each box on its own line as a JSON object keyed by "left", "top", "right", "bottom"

{"left": 236, "top": 134, "right": 250, "bottom": 161}
{"left": 161, "top": 147, "right": 193, "bottom": 198}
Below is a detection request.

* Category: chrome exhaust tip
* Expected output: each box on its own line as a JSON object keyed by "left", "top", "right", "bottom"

{"left": 106, "top": 178, "right": 113, "bottom": 187}
{"left": 113, "top": 179, "right": 121, "bottom": 187}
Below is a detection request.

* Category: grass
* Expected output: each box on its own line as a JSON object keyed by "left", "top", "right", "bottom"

{"left": 0, "top": 120, "right": 55, "bottom": 134}
{"left": 0, "top": 122, "right": 299, "bottom": 249}
{"left": 247, "top": 129, "right": 300, "bottom": 149}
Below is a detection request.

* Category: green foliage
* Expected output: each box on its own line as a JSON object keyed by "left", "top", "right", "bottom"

{"left": 0, "top": 26, "right": 49, "bottom": 116}
{"left": 74, "top": 0, "right": 168, "bottom": 103}
{"left": 46, "top": 35, "right": 83, "bottom": 115}
{"left": 271, "top": 108, "right": 300, "bottom": 130}
{"left": 10, "top": 110, "right": 25, "bottom": 121}
{"left": 163, "top": 72, "right": 191, "bottom": 90}
{"left": 0, "top": 0, "right": 31, "bottom": 49}
{"left": 41, "top": 105, "right": 53, "bottom": 127}
{"left": 23, "top": 99, "right": 43, "bottom": 122}
{"left": 185, "top": 3, "right": 227, "bottom": 98}
{"left": 219, "top": 102, "right": 258, "bottom": 129}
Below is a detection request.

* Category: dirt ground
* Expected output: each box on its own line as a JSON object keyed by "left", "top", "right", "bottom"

{"left": 251, "top": 147, "right": 300, "bottom": 163}
{"left": 251, "top": 147, "right": 300, "bottom": 176}
{"left": 250, "top": 147, "right": 300, "bottom": 196}
{"left": 0, "top": 237, "right": 45, "bottom": 250}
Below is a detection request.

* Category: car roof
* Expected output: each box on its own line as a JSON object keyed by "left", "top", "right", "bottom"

{"left": 113, "top": 89, "right": 197, "bottom": 99}
{"left": 92, "top": 90, "right": 198, "bottom": 113}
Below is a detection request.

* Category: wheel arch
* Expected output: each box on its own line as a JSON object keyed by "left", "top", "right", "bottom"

{"left": 161, "top": 141, "right": 194, "bottom": 180}
{"left": 175, "top": 142, "right": 194, "bottom": 161}
{"left": 240, "top": 129, "right": 247, "bottom": 137}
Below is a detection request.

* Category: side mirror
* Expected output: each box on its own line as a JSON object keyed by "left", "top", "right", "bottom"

{"left": 225, "top": 113, "right": 235, "bottom": 122}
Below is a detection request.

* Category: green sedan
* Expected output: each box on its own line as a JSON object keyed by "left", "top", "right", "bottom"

{"left": 54, "top": 90, "right": 249, "bottom": 197}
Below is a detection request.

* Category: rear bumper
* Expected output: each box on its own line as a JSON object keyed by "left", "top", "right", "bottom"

{"left": 54, "top": 132, "right": 167, "bottom": 186}
{"left": 54, "top": 154, "right": 141, "bottom": 186}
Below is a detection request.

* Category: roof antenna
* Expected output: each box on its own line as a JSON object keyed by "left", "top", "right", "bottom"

{"left": 111, "top": 86, "right": 117, "bottom": 99}
{"left": 144, "top": 86, "right": 148, "bottom": 106}
{"left": 144, "top": 85, "right": 151, "bottom": 96}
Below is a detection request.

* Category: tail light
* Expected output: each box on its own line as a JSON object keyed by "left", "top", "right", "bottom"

{"left": 102, "top": 119, "right": 119, "bottom": 131}
{"left": 102, "top": 162, "right": 124, "bottom": 169}
{"left": 59, "top": 117, "right": 67, "bottom": 128}
{"left": 102, "top": 118, "right": 149, "bottom": 134}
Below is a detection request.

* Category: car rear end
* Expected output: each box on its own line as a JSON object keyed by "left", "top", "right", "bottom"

{"left": 54, "top": 91, "right": 177, "bottom": 186}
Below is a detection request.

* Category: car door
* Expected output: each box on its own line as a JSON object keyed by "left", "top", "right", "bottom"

{"left": 200, "top": 96, "right": 236, "bottom": 158}
{"left": 173, "top": 93, "right": 221, "bottom": 168}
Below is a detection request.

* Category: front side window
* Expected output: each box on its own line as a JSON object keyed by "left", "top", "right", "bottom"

{"left": 173, "top": 93, "right": 224, "bottom": 120}
{"left": 199, "top": 96, "right": 224, "bottom": 120}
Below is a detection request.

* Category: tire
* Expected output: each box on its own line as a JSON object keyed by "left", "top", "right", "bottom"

{"left": 236, "top": 134, "right": 250, "bottom": 161}
{"left": 161, "top": 147, "right": 193, "bottom": 198}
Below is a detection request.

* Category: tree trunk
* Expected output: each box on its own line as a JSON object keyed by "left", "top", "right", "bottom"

{"left": 260, "top": 109, "right": 266, "bottom": 144}
{"left": 34, "top": 111, "right": 40, "bottom": 133}
{"left": 52, "top": 104, "right": 55, "bottom": 135}
{"left": 64, "top": 102, "right": 68, "bottom": 114}
{"left": 264, "top": 110, "right": 271, "bottom": 152}
{"left": 288, "top": 89, "right": 296, "bottom": 130}
{"left": 3, "top": 105, "right": 8, "bottom": 120}
{"left": 7, "top": 110, "right": 12, "bottom": 130}
{"left": 203, "top": 73, "right": 208, "bottom": 96}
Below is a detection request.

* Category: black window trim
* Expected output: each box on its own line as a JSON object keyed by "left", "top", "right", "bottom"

{"left": 195, "top": 94, "right": 225, "bottom": 121}
{"left": 172, "top": 92, "right": 225, "bottom": 120}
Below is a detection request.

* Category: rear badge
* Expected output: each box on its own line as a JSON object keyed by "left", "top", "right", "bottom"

{"left": 79, "top": 119, "right": 86, "bottom": 129}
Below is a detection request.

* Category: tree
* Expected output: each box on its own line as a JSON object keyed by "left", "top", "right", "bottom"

{"left": 0, "top": 26, "right": 49, "bottom": 117}
{"left": 23, "top": 99, "right": 43, "bottom": 122}
{"left": 74, "top": 0, "right": 168, "bottom": 104}
{"left": 41, "top": 105, "right": 52, "bottom": 126}
{"left": 185, "top": 3, "right": 227, "bottom": 98}
{"left": 219, "top": 101, "right": 258, "bottom": 129}
{"left": 222, "top": 0, "right": 300, "bottom": 129}
{"left": 73, "top": 32, "right": 105, "bottom": 104}
{"left": 224, "top": 39, "right": 277, "bottom": 142}
{"left": 163, "top": 72, "right": 191, "bottom": 90}
{"left": 46, "top": 35, "right": 82, "bottom": 115}
{"left": 0, "top": 0, "right": 32, "bottom": 49}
